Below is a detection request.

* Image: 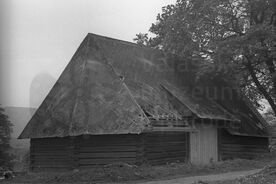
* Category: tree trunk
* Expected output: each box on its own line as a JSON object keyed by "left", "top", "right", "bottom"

{"left": 247, "top": 59, "right": 276, "bottom": 116}
{"left": 265, "top": 57, "right": 276, "bottom": 94}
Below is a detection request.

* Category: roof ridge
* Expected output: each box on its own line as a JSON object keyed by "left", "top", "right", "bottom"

{"left": 122, "top": 82, "right": 151, "bottom": 127}
{"left": 103, "top": 58, "right": 151, "bottom": 128}
{"left": 69, "top": 34, "right": 91, "bottom": 135}
{"left": 87, "top": 33, "right": 160, "bottom": 52}
{"left": 87, "top": 33, "right": 138, "bottom": 47}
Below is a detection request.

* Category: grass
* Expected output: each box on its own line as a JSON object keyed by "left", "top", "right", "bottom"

{"left": 208, "top": 162, "right": 276, "bottom": 184}
{"left": 197, "top": 153, "right": 276, "bottom": 184}
{"left": 2, "top": 155, "right": 273, "bottom": 184}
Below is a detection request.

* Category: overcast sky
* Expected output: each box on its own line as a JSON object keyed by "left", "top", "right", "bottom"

{"left": 0, "top": 0, "right": 176, "bottom": 108}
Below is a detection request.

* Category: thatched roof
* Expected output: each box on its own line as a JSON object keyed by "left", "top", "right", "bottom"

{"left": 19, "top": 33, "right": 268, "bottom": 139}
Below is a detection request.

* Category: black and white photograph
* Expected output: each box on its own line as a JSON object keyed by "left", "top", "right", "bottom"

{"left": 0, "top": 0, "right": 276, "bottom": 183}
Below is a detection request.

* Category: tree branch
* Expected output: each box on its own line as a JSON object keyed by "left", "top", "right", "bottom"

{"left": 246, "top": 56, "right": 276, "bottom": 115}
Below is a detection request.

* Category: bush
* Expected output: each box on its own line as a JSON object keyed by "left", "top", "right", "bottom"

{"left": 0, "top": 106, "right": 14, "bottom": 168}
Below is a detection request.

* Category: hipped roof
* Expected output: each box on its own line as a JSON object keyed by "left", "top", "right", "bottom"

{"left": 19, "top": 33, "right": 266, "bottom": 139}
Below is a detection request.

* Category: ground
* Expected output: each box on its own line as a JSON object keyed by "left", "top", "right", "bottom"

{"left": 140, "top": 169, "right": 262, "bottom": 184}
{"left": 2, "top": 153, "right": 275, "bottom": 184}
{"left": 209, "top": 162, "right": 276, "bottom": 184}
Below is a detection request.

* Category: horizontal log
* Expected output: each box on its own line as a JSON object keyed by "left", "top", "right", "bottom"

{"left": 32, "top": 163, "right": 70, "bottom": 167}
{"left": 32, "top": 145, "right": 69, "bottom": 149}
{"left": 32, "top": 138, "right": 69, "bottom": 143}
{"left": 146, "top": 152, "right": 187, "bottom": 160}
{"left": 144, "top": 142, "right": 187, "bottom": 148}
{"left": 31, "top": 145, "right": 69, "bottom": 148}
{"left": 221, "top": 151, "right": 267, "bottom": 157}
{"left": 221, "top": 152, "right": 265, "bottom": 157}
{"left": 78, "top": 142, "right": 138, "bottom": 147}
{"left": 32, "top": 164, "right": 69, "bottom": 168}
{"left": 78, "top": 136, "right": 138, "bottom": 142}
{"left": 145, "top": 144, "right": 187, "bottom": 150}
{"left": 31, "top": 143, "right": 69, "bottom": 146}
{"left": 144, "top": 135, "right": 187, "bottom": 139}
{"left": 145, "top": 141, "right": 187, "bottom": 145}
{"left": 224, "top": 149, "right": 268, "bottom": 154}
{"left": 78, "top": 158, "right": 136, "bottom": 165}
{"left": 79, "top": 146, "right": 138, "bottom": 153}
{"left": 77, "top": 134, "right": 139, "bottom": 139}
{"left": 148, "top": 157, "right": 186, "bottom": 165}
{"left": 145, "top": 149, "right": 188, "bottom": 154}
{"left": 221, "top": 141, "right": 267, "bottom": 146}
{"left": 144, "top": 143, "right": 188, "bottom": 147}
{"left": 31, "top": 149, "right": 69, "bottom": 153}
{"left": 221, "top": 150, "right": 268, "bottom": 155}
{"left": 31, "top": 152, "right": 69, "bottom": 156}
{"left": 31, "top": 155, "right": 69, "bottom": 160}
{"left": 33, "top": 160, "right": 70, "bottom": 165}
{"left": 145, "top": 148, "right": 187, "bottom": 153}
{"left": 31, "top": 155, "right": 69, "bottom": 159}
{"left": 143, "top": 132, "right": 188, "bottom": 136}
{"left": 144, "top": 136, "right": 187, "bottom": 142}
{"left": 78, "top": 140, "right": 138, "bottom": 145}
{"left": 148, "top": 127, "right": 195, "bottom": 132}
{"left": 79, "top": 145, "right": 138, "bottom": 149}
{"left": 221, "top": 144, "right": 268, "bottom": 149}
{"left": 32, "top": 141, "right": 69, "bottom": 144}
{"left": 78, "top": 152, "right": 137, "bottom": 158}
{"left": 221, "top": 147, "right": 268, "bottom": 153}
{"left": 221, "top": 136, "right": 267, "bottom": 142}
{"left": 149, "top": 158, "right": 187, "bottom": 165}
{"left": 222, "top": 155, "right": 257, "bottom": 160}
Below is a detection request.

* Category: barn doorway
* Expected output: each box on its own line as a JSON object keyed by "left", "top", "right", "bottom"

{"left": 190, "top": 124, "right": 218, "bottom": 164}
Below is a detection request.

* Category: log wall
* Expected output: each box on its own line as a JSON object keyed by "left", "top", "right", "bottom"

{"left": 77, "top": 134, "right": 139, "bottom": 168}
{"left": 30, "top": 129, "right": 269, "bottom": 171}
{"left": 30, "top": 138, "right": 71, "bottom": 171}
{"left": 143, "top": 132, "right": 189, "bottom": 165}
{"left": 219, "top": 129, "right": 269, "bottom": 160}
{"left": 30, "top": 132, "right": 189, "bottom": 171}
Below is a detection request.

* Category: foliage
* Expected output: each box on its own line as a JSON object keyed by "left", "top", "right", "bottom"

{"left": 134, "top": 0, "right": 276, "bottom": 115}
{"left": 133, "top": 33, "right": 149, "bottom": 46}
{"left": 0, "top": 106, "right": 13, "bottom": 168}
{"left": 263, "top": 108, "right": 276, "bottom": 125}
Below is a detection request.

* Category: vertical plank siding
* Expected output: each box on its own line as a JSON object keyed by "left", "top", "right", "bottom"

{"left": 219, "top": 129, "right": 269, "bottom": 160}
{"left": 190, "top": 125, "right": 218, "bottom": 165}
{"left": 30, "top": 132, "right": 190, "bottom": 171}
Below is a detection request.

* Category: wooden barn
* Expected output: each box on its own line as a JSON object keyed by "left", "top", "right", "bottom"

{"left": 19, "top": 33, "right": 269, "bottom": 171}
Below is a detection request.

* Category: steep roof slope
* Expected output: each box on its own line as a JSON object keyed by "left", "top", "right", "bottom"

{"left": 197, "top": 76, "right": 269, "bottom": 136}
{"left": 218, "top": 91, "right": 269, "bottom": 136}
{"left": 84, "top": 34, "right": 239, "bottom": 122}
{"left": 19, "top": 36, "right": 150, "bottom": 138}
{"left": 19, "top": 33, "right": 266, "bottom": 138}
